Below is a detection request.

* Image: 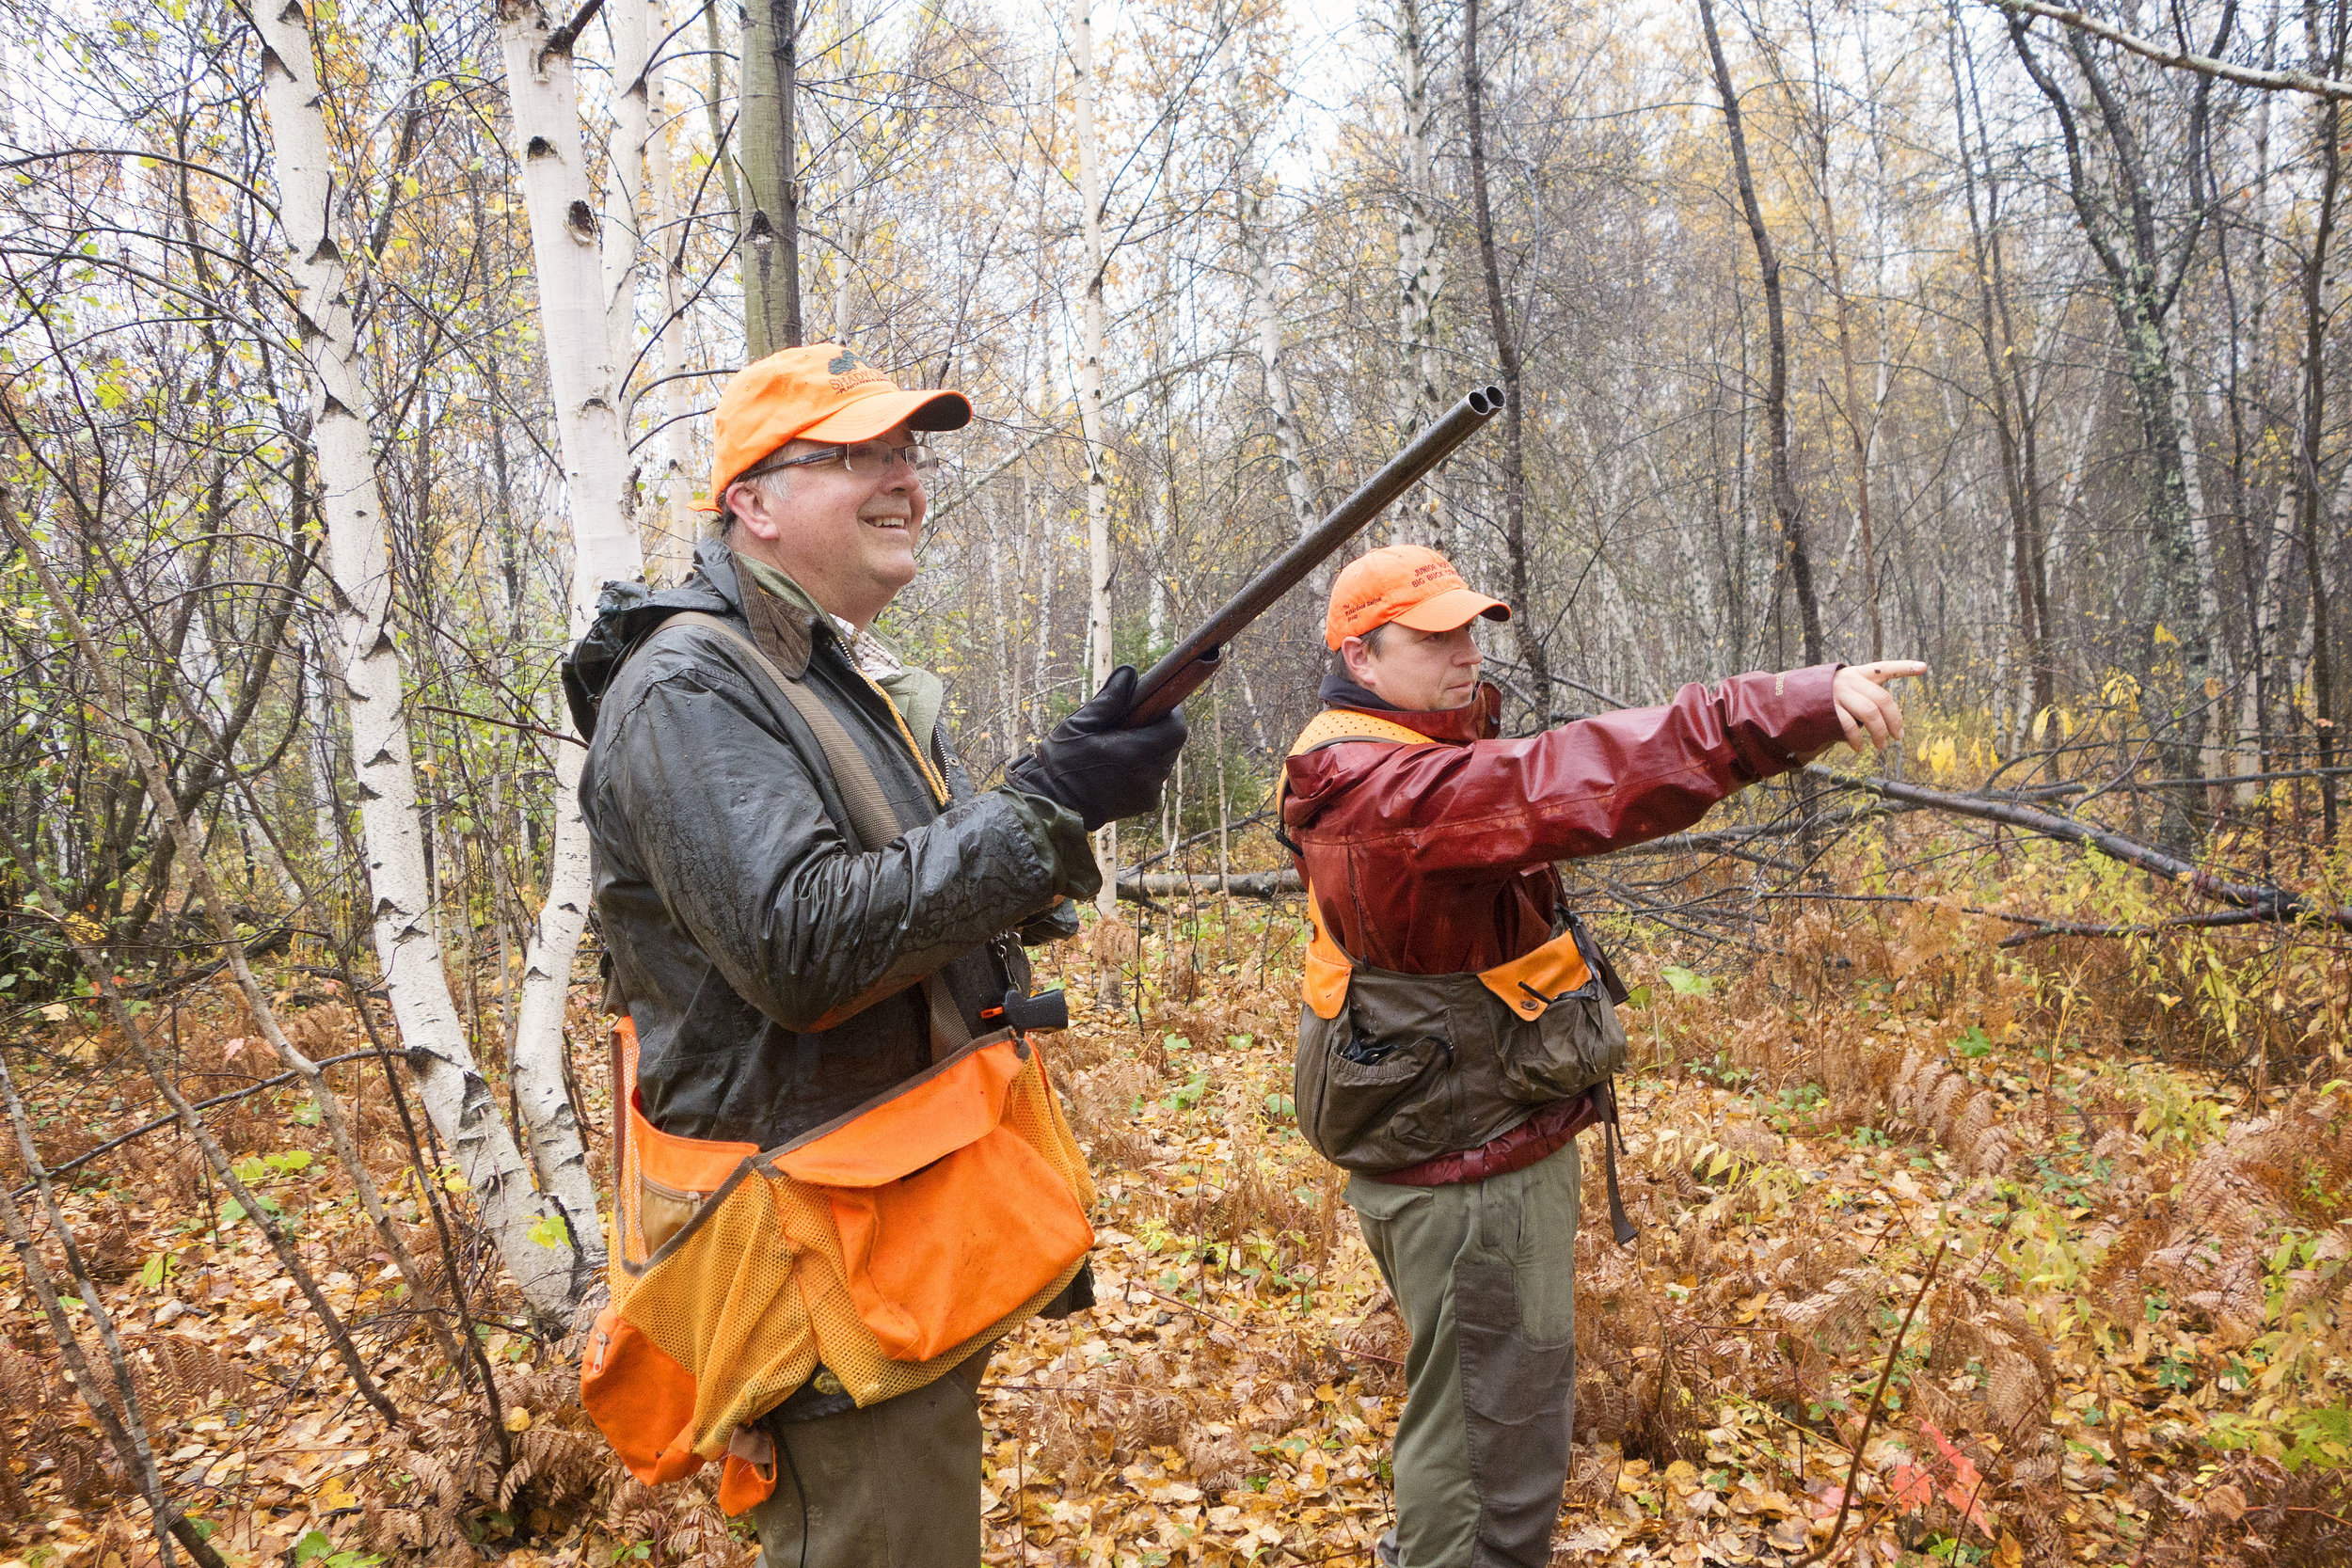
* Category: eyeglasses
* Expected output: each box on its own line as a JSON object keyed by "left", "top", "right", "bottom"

{"left": 749, "top": 441, "right": 939, "bottom": 481}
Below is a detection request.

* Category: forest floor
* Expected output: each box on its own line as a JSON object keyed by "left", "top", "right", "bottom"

{"left": 1, "top": 822, "right": 2348, "bottom": 1568}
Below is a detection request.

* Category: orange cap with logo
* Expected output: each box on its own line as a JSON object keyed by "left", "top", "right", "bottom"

{"left": 702, "top": 343, "right": 973, "bottom": 511}
{"left": 1325, "top": 545, "right": 1511, "bottom": 650}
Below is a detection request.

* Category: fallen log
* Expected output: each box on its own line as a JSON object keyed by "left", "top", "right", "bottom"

{"left": 1806, "top": 765, "right": 2352, "bottom": 932}
{"left": 1115, "top": 868, "right": 1302, "bottom": 904}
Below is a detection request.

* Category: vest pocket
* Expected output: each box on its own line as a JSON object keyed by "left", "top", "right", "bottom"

{"left": 638, "top": 1173, "right": 708, "bottom": 1256}
{"left": 1493, "top": 990, "right": 1628, "bottom": 1102}
{"left": 1297, "top": 1007, "right": 1452, "bottom": 1167}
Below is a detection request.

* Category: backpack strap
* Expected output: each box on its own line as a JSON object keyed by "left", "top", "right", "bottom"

{"left": 657, "top": 611, "right": 973, "bottom": 1064}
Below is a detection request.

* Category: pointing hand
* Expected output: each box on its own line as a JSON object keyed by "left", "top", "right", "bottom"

{"left": 1831, "top": 660, "right": 1929, "bottom": 754}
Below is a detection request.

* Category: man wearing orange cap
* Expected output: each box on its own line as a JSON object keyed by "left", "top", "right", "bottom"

{"left": 564, "top": 345, "right": 1187, "bottom": 1566}
{"left": 1281, "top": 545, "right": 1922, "bottom": 1567}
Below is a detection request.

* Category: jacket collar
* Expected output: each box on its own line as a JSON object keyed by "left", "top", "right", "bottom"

{"left": 1318, "top": 670, "right": 1502, "bottom": 742}
{"left": 730, "top": 547, "right": 827, "bottom": 679}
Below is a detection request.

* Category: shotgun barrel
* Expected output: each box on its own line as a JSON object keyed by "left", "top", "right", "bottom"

{"left": 1123, "top": 383, "right": 1505, "bottom": 726}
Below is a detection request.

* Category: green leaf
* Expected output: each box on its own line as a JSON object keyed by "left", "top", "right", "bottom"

{"left": 1661, "top": 965, "right": 1716, "bottom": 998}
{"left": 528, "top": 1213, "right": 572, "bottom": 1248}
{"left": 294, "top": 1531, "right": 333, "bottom": 1566}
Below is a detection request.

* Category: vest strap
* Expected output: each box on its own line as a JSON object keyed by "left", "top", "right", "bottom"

{"left": 659, "top": 612, "right": 972, "bottom": 1062}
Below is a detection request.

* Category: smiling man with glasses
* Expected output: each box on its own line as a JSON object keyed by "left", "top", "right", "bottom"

{"left": 563, "top": 343, "right": 1187, "bottom": 1566}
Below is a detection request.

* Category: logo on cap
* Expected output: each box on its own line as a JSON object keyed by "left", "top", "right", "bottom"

{"left": 828, "top": 349, "right": 886, "bottom": 393}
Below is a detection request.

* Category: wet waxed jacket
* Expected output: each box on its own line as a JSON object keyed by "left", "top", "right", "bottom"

{"left": 1279, "top": 667, "right": 1849, "bottom": 977}
{"left": 563, "top": 540, "right": 1098, "bottom": 1148}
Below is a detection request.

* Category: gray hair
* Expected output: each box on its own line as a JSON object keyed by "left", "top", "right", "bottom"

{"left": 719, "top": 463, "right": 795, "bottom": 536}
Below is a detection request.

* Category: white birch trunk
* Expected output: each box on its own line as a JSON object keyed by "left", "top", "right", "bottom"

{"left": 2169, "top": 361, "right": 2233, "bottom": 770}
{"left": 499, "top": 0, "right": 654, "bottom": 1279}
{"left": 1242, "top": 190, "right": 1318, "bottom": 546}
{"left": 1073, "top": 0, "right": 1118, "bottom": 943}
{"left": 645, "top": 0, "right": 698, "bottom": 584}
{"left": 600, "top": 0, "right": 650, "bottom": 397}
{"left": 255, "top": 0, "right": 580, "bottom": 1318}
{"left": 1392, "top": 0, "right": 1444, "bottom": 546}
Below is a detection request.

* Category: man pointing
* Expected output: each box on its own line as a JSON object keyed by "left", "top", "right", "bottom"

{"left": 1280, "top": 544, "right": 1922, "bottom": 1566}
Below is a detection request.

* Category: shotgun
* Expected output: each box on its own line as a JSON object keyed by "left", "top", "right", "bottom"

{"left": 1122, "top": 384, "right": 1506, "bottom": 727}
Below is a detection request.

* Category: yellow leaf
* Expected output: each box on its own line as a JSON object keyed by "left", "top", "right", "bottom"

{"left": 504, "top": 1407, "right": 533, "bottom": 1433}
{"left": 2153, "top": 622, "right": 2177, "bottom": 645}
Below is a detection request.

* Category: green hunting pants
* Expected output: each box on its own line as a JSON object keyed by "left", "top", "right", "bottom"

{"left": 1348, "top": 1139, "right": 1581, "bottom": 1568}
{"left": 752, "top": 1351, "right": 991, "bottom": 1568}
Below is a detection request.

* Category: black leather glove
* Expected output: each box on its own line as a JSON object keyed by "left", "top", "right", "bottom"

{"left": 1004, "top": 666, "right": 1187, "bottom": 831}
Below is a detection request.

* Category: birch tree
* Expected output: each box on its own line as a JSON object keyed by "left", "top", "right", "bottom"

{"left": 1073, "top": 0, "right": 1119, "bottom": 979}
{"left": 497, "top": 0, "right": 658, "bottom": 1285}
{"left": 255, "top": 0, "right": 582, "bottom": 1319}
{"left": 1229, "top": 24, "right": 1320, "bottom": 551}
{"left": 741, "top": 0, "right": 803, "bottom": 353}
{"left": 1389, "top": 0, "right": 1447, "bottom": 546}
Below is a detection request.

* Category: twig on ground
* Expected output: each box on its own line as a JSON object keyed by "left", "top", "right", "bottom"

{"left": 1801, "top": 1236, "right": 1950, "bottom": 1566}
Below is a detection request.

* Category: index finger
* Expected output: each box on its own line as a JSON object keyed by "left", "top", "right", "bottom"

{"left": 1855, "top": 660, "right": 1929, "bottom": 684}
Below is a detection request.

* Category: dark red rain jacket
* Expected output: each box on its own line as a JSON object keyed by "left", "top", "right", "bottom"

{"left": 1280, "top": 667, "right": 1849, "bottom": 975}
{"left": 1279, "top": 665, "right": 1847, "bottom": 1183}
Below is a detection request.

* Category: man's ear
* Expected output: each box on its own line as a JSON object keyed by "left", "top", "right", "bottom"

{"left": 1340, "top": 634, "right": 1373, "bottom": 686}
{"left": 725, "top": 480, "right": 777, "bottom": 542}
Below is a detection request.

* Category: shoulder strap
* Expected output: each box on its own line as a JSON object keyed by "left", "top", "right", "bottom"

{"left": 653, "top": 611, "right": 971, "bottom": 1062}
{"left": 1274, "top": 709, "right": 1431, "bottom": 858}
{"left": 661, "top": 611, "right": 902, "bottom": 848}
{"left": 1288, "top": 708, "right": 1432, "bottom": 755}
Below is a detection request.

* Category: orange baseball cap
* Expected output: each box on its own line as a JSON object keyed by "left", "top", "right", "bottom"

{"left": 1325, "top": 545, "right": 1510, "bottom": 650}
{"left": 701, "top": 343, "right": 973, "bottom": 510}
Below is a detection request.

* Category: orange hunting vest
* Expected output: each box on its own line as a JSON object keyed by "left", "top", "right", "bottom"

{"left": 1282, "top": 708, "right": 1597, "bottom": 1021}
{"left": 579, "top": 613, "right": 1094, "bottom": 1513}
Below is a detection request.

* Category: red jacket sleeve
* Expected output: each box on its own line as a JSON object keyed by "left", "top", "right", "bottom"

{"left": 1313, "top": 665, "right": 1846, "bottom": 875}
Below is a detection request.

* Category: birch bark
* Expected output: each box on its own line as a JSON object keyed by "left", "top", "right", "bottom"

{"left": 645, "top": 0, "right": 699, "bottom": 582}
{"left": 256, "top": 0, "right": 580, "bottom": 1318}
{"left": 1232, "top": 111, "right": 1317, "bottom": 546}
{"left": 1391, "top": 0, "right": 1445, "bottom": 546}
{"left": 1073, "top": 0, "right": 1118, "bottom": 960}
{"left": 600, "top": 0, "right": 650, "bottom": 392}
{"left": 499, "top": 0, "right": 652, "bottom": 1283}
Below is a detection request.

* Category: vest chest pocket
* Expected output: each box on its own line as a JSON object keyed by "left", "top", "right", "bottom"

{"left": 1490, "top": 989, "right": 1628, "bottom": 1102}
{"left": 1295, "top": 1007, "right": 1454, "bottom": 1168}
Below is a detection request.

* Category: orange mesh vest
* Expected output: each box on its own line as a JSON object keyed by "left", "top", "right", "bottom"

{"left": 579, "top": 613, "right": 1095, "bottom": 1514}
{"left": 1280, "top": 709, "right": 1595, "bottom": 1021}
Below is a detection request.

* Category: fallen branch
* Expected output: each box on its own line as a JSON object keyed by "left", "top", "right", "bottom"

{"left": 12, "top": 1048, "right": 383, "bottom": 1195}
{"left": 1116, "top": 868, "right": 1302, "bottom": 904}
{"left": 1807, "top": 766, "right": 2352, "bottom": 930}
{"left": 1991, "top": 1, "right": 2352, "bottom": 102}
{"left": 1994, "top": 910, "right": 2283, "bottom": 947}
{"left": 1119, "top": 812, "right": 1271, "bottom": 877}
